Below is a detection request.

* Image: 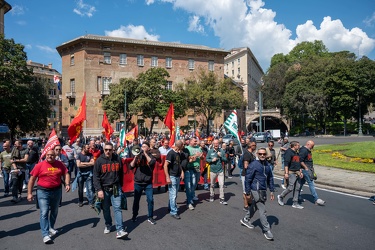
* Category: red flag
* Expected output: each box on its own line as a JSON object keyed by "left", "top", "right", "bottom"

{"left": 163, "top": 103, "right": 175, "bottom": 147}
{"left": 40, "top": 129, "right": 60, "bottom": 161}
{"left": 68, "top": 92, "right": 86, "bottom": 143}
{"left": 125, "top": 125, "right": 138, "bottom": 143}
{"left": 102, "top": 112, "right": 114, "bottom": 141}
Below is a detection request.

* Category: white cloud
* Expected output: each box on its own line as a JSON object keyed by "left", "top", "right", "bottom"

{"left": 24, "top": 44, "right": 32, "bottom": 50}
{"left": 105, "top": 25, "right": 160, "bottom": 41}
{"left": 36, "top": 45, "right": 56, "bottom": 54}
{"left": 364, "top": 12, "right": 375, "bottom": 27}
{"left": 16, "top": 20, "right": 27, "bottom": 26}
{"left": 145, "top": 0, "right": 155, "bottom": 5}
{"left": 10, "top": 5, "right": 25, "bottom": 15}
{"left": 188, "top": 15, "right": 205, "bottom": 34}
{"left": 73, "top": 0, "right": 96, "bottom": 17}
{"left": 148, "top": 0, "right": 375, "bottom": 71}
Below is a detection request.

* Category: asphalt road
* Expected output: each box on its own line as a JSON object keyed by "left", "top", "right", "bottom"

{"left": 1, "top": 169, "right": 374, "bottom": 250}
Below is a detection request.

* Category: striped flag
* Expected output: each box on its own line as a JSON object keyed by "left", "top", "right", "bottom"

{"left": 224, "top": 109, "right": 240, "bottom": 142}
{"left": 119, "top": 125, "right": 126, "bottom": 148}
{"left": 175, "top": 124, "right": 180, "bottom": 141}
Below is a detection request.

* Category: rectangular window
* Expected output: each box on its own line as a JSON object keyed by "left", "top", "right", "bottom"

{"left": 50, "top": 99, "right": 56, "bottom": 106}
{"left": 102, "top": 77, "right": 112, "bottom": 91}
{"left": 137, "top": 55, "right": 144, "bottom": 66}
{"left": 119, "top": 54, "right": 127, "bottom": 65}
{"left": 70, "top": 54, "right": 74, "bottom": 66}
{"left": 151, "top": 56, "right": 158, "bottom": 67}
{"left": 49, "top": 89, "right": 56, "bottom": 96}
{"left": 232, "top": 70, "right": 234, "bottom": 76}
{"left": 104, "top": 52, "right": 111, "bottom": 64}
{"left": 238, "top": 67, "right": 240, "bottom": 74}
{"left": 237, "top": 58, "right": 240, "bottom": 64}
{"left": 231, "top": 61, "right": 234, "bottom": 67}
{"left": 116, "top": 122, "right": 123, "bottom": 132}
{"left": 188, "top": 59, "right": 195, "bottom": 70}
{"left": 70, "top": 79, "right": 75, "bottom": 92}
{"left": 50, "top": 110, "right": 56, "bottom": 119}
{"left": 166, "top": 57, "right": 172, "bottom": 68}
{"left": 97, "top": 76, "right": 101, "bottom": 91}
{"left": 166, "top": 81, "right": 173, "bottom": 90}
{"left": 208, "top": 60, "right": 214, "bottom": 71}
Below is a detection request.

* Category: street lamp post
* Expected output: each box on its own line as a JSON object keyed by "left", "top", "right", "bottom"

{"left": 358, "top": 95, "right": 363, "bottom": 136}
{"left": 124, "top": 89, "right": 127, "bottom": 133}
{"left": 259, "top": 90, "right": 262, "bottom": 133}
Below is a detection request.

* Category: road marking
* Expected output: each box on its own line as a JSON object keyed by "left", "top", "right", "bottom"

{"left": 273, "top": 177, "right": 369, "bottom": 200}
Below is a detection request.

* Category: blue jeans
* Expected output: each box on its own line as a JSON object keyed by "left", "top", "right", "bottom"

{"left": 184, "top": 169, "right": 200, "bottom": 205}
{"left": 2, "top": 169, "right": 10, "bottom": 194}
{"left": 102, "top": 187, "right": 124, "bottom": 232}
{"left": 67, "top": 160, "right": 76, "bottom": 178}
{"left": 37, "top": 187, "right": 62, "bottom": 237}
{"left": 78, "top": 172, "right": 94, "bottom": 204}
{"left": 168, "top": 176, "right": 180, "bottom": 215}
{"left": 300, "top": 169, "right": 319, "bottom": 202}
{"left": 132, "top": 183, "right": 154, "bottom": 219}
{"left": 25, "top": 163, "right": 36, "bottom": 185}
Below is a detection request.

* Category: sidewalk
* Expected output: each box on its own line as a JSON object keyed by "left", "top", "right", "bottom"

{"left": 273, "top": 166, "right": 375, "bottom": 197}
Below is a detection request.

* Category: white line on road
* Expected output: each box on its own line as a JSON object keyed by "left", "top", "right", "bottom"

{"left": 274, "top": 177, "right": 370, "bottom": 200}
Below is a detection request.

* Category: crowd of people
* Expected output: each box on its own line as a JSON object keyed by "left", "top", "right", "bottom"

{"left": 0, "top": 132, "right": 327, "bottom": 244}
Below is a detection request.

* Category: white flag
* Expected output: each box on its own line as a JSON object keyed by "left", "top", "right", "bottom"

{"left": 224, "top": 110, "right": 240, "bottom": 142}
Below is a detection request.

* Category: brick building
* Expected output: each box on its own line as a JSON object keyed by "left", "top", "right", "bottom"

{"left": 56, "top": 34, "right": 230, "bottom": 136}
{"left": 26, "top": 61, "right": 62, "bottom": 137}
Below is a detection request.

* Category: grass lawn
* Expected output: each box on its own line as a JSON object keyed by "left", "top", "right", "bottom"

{"left": 314, "top": 141, "right": 375, "bottom": 173}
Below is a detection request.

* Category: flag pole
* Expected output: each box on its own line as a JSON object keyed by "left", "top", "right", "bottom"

{"left": 124, "top": 89, "right": 127, "bottom": 134}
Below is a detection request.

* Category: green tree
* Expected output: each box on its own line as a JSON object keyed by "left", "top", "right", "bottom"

{"left": 184, "top": 71, "right": 244, "bottom": 135}
{"left": 0, "top": 35, "right": 50, "bottom": 139}
{"left": 129, "top": 67, "right": 187, "bottom": 134}
{"left": 102, "top": 77, "right": 138, "bottom": 129}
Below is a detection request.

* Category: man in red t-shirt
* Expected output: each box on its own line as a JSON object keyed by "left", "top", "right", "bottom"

{"left": 89, "top": 140, "right": 102, "bottom": 162}
{"left": 27, "top": 150, "right": 70, "bottom": 244}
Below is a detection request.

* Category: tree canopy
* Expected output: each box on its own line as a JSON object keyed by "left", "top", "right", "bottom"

{"left": 262, "top": 40, "right": 375, "bottom": 135}
{"left": 0, "top": 35, "right": 50, "bottom": 139}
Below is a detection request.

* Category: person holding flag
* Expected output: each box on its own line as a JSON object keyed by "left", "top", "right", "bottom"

{"left": 102, "top": 112, "right": 114, "bottom": 141}
{"left": 163, "top": 103, "right": 175, "bottom": 147}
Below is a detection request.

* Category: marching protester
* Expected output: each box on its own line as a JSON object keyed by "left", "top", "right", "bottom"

{"left": 163, "top": 140, "right": 186, "bottom": 219}
{"left": 130, "top": 142, "right": 157, "bottom": 225}
{"left": 93, "top": 142, "right": 128, "bottom": 239}
{"left": 241, "top": 141, "right": 257, "bottom": 211}
{"left": 0, "top": 140, "right": 12, "bottom": 197}
{"left": 10, "top": 140, "right": 29, "bottom": 203}
{"left": 206, "top": 139, "right": 228, "bottom": 205}
{"left": 27, "top": 150, "right": 70, "bottom": 244}
{"left": 240, "top": 147, "right": 275, "bottom": 241}
{"left": 75, "top": 144, "right": 95, "bottom": 207}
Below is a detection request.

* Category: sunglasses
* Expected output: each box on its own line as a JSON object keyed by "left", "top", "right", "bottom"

{"left": 258, "top": 153, "right": 267, "bottom": 156}
{"left": 104, "top": 149, "right": 113, "bottom": 151}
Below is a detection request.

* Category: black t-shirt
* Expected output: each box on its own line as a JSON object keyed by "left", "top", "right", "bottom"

{"left": 242, "top": 149, "right": 255, "bottom": 176}
{"left": 299, "top": 146, "right": 313, "bottom": 169}
{"left": 77, "top": 152, "right": 93, "bottom": 173}
{"left": 166, "top": 149, "right": 184, "bottom": 177}
{"left": 27, "top": 146, "right": 39, "bottom": 163}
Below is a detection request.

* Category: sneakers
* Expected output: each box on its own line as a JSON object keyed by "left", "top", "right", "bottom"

{"left": 192, "top": 196, "right": 199, "bottom": 201}
{"left": 219, "top": 199, "right": 228, "bottom": 205}
{"left": 104, "top": 226, "right": 111, "bottom": 234}
{"left": 84, "top": 187, "right": 87, "bottom": 193}
{"left": 209, "top": 196, "right": 214, "bottom": 202}
{"left": 78, "top": 202, "right": 83, "bottom": 207}
{"left": 240, "top": 218, "right": 254, "bottom": 229}
{"left": 22, "top": 184, "right": 27, "bottom": 190}
{"left": 243, "top": 206, "right": 249, "bottom": 211}
{"left": 228, "top": 175, "right": 233, "bottom": 179}
{"left": 277, "top": 195, "right": 284, "bottom": 206}
{"left": 49, "top": 228, "right": 58, "bottom": 236}
{"left": 131, "top": 216, "right": 137, "bottom": 222}
{"left": 171, "top": 214, "right": 181, "bottom": 219}
{"left": 116, "top": 230, "right": 129, "bottom": 239}
{"left": 203, "top": 184, "right": 209, "bottom": 190}
{"left": 4, "top": 193, "right": 9, "bottom": 197}
{"left": 281, "top": 184, "right": 286, "bottom": 189}
{"left": 292, "top": 203, "right": 304, "bottom": 209}
{"left": 264, "top": 230, "right": 274, "bottom": 240}
{"left": 188, "top": 204, "right": 195, "bottom": 210}
{"left": 147, "top": 218, "right": 156, "bottom": 225}
{"left": 0, "top": 172, "right": 3, "bottom": 178}
{"left": 43, "top": 235, "right": 53, "bottom": 244}
{"left": 11, "top": 196, "right": 18, "bottom": 203}
{"left": 315, "top": 198, "right": 325, "bottom": 206}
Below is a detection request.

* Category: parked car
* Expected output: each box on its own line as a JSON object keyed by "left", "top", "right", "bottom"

{"left": 253, "top": 132, "right": 273, "bottom": 143}
{"left": 222, "top": 134, "right": 239, "bottom": 145}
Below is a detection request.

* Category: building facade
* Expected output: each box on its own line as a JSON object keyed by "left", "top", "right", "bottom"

{"left": 27, "top": 61, "right": 62, "bottom": 137}
{"left": 0, "top": 0, "right": 11, "bottom": 35}
{"left": 224, "top": 47, "right": 264, "bottom": 111}
{"left": 56, "top": 35, "right": 229, "bottom": 136}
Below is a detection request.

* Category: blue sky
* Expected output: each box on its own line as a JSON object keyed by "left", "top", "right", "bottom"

{"left": 6, "top": 0, "right": 375, "bottom": 73}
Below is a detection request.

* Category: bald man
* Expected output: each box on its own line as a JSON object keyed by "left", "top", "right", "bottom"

{"left": 298, "top": 140, "right": 325, "bottom": 206}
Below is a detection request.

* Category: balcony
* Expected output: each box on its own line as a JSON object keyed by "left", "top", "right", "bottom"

{"left": 65, "top": 92, "right": 76, "bottom": 99}
{"left": 101, "top": 89, "right": 110, "bottom": 96}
